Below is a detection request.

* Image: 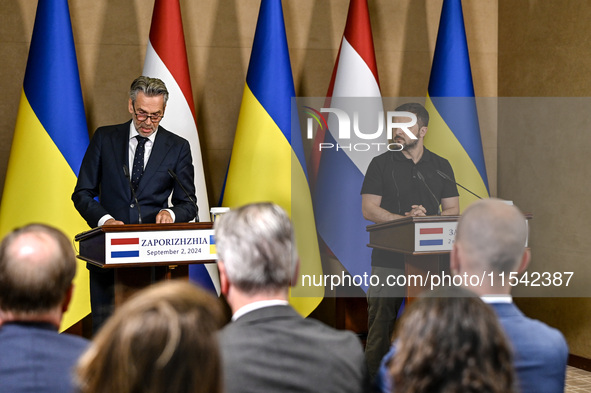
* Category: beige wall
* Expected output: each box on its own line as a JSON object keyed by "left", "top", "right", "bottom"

{"left": 499, "top": 0, "right": 591, "bottom": 358}
{"left": 3, "top": 0, "right": 589, "bottom": 361}
{"left": 0, "top": 0, "right": 497, "bottom": 205}
{"left": 17, "top": 0, "right": 585, "bottom": 350}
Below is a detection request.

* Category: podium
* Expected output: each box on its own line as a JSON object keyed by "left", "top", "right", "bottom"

{"left": 367, "top": 215, "right": 459, "bottom": 299}
{"left": 75, "top": 222, "right": 216, "bottom": 305}
{"left": 366, "top": 213, "right": 532, "bottom": 299}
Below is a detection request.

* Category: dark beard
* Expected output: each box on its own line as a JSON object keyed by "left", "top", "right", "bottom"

{"left": 402, "top": 138, "right": 418, "bottom": 150}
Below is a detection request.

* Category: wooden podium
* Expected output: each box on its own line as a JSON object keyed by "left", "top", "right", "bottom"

{"left": 75, "top": 222, "right": 216, "bottom": 305}
{"left": 367, "top": 215, "right": 460, "bottom": 299}
{"left": 367, "top": 213, "right": 532, "bottom": 299}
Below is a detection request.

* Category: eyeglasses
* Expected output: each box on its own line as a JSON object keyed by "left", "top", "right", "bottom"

{"left": 133, "top": 105, "right": 163, "bottom": 122}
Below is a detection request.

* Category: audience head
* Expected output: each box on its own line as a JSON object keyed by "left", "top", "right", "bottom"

{"left": 76, "top": 280, "right": 224, "bottom": 393}
{"left": 215, "top": 202, "right": 298, "bottom": 299}
{"left": 0, "top": 223, "right": 76, "bottom": 323}
{"left": 389, "top": 287, "right": 516, "bottom": 393}
{"left": 452, "top": 198, "right": 529, "bottom": 292}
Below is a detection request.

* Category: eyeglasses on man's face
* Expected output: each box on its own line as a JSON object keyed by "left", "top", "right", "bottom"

{"left": 133, "top": 104, "right": 163, "bottom": 123}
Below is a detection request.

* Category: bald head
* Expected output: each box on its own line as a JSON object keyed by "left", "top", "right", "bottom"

{"left": 0, "top": 224, "right": 76, "bottom": 314}
{"left": 455, "top": 199, "right": 528, "bottom": 275}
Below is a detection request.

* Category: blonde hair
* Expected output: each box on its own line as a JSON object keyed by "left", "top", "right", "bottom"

{"left": 76, "top": 280, "right": 224, "bottom": 393}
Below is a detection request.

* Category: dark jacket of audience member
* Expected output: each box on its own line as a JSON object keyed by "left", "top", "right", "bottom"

{"left": 0, "top": 223, "right": 89, "bottom": 393}
{"left": 215, "top": 202, "right": 370, "bottom": 393}
{"left": 377, "top": 199, "right": 568, "bottom": 393}
{"left": 451, "top": 198, "right": 569, "bottom": 393}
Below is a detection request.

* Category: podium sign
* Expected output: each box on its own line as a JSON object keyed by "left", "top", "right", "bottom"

{"left": 75, "top": 223, "right": 217, "bottom": 306}
{"left": 367, "top": 216, "right": 460, "bottom": 255}
{"left": 414, "top": 221, "right": 457, "bottom": 252}
{"left": 75, "top": 222, "right": 216, "bottom": 268}
{"left": 105, "top": 229, "right": 216, "bottom": 265}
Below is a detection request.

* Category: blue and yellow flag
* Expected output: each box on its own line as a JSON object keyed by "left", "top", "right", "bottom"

{"left": 0, "top": 0, "right": 90, "bottom": 331}
{"left": 222, "top": 0, "right": 323, "bottom": 316}
{"left": 425, "top": 0, "right": 489, "bottom": 210}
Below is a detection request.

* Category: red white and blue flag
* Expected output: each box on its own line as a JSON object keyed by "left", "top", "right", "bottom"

{"left": 110, "top": 237, "right": 140, "bottom": 259}
{"left": 312, "top": 0, "right": 382, "bottom": 290}
{"left": 143, "top": 0, "right": 219, "bottom": 294}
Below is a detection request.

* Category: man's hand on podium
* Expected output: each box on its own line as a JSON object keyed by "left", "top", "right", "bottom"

{"left": 156, "top": 210, "right": 173, "bottom": 224}
{"left": 405, "top": 205, "right": 427, "bottom": 217}
{"left": 104, "top": 218, "right": 125, "bottom": 225}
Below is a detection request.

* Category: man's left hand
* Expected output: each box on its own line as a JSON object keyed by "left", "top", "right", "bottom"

{"left": 156, "top": 210, "right": 173, "bottom": 223}
{"left": 405, "top": 205, "right": 427, "bottom": 217}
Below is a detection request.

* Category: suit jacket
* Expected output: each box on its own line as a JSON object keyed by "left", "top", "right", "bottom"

{"left": 0, "top": 322, "right": 89, "bottom": 393}
{"left": 375, "top": 302, "right": 569, "bottom": 393}
{"left": 72, "top": 121, "right": 197, "bottom": 227}
{"left": 490, "top": 302, "right": 568, "bottom": 393}
{"left": 219, "top": 305, "right": 369, "bottom": 393}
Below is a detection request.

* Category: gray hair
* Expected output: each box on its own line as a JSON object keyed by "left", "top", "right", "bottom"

{"left": 214, "top": 202, "right": 298, "bottom": 295}
{"left": 455, "top": 198, "right": 528, "bottom": 274}
{"left": 129, "top": 76, "right": 169, "bottom": 105}
{"left": 0, "top": 223, "right": 77, "bottom": 313}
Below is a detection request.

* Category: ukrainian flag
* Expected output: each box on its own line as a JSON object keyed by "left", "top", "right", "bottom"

{"left": 222, "top": 0, "right": 323, "bottom": 316}
{"left": 0, "top": 0, "right": 90, "bottom": 331}
{"left": 425, "top": 0, "right": 489, "bottom": 210}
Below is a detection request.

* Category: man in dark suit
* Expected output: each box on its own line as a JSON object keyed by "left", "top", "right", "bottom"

{"left": 375, "top": 199, "right": 569, "bottom": 393}
{"left": 72, "top": 76, "right": 197, "bottom": 332}
{"left": 0, "top": 224, "right": 89, "bottom": 393}
{"left": 450, "top": 198, "right": 568, "bottom": 393}
{"left": 215, "top": 202, "right": 369, "bottom": 393}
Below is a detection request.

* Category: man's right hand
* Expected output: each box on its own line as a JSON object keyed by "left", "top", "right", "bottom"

{"left": 405, "top": 205, "right": 427, "bottom": 217}
{"left": 104, "top": 218, "right": 125, "bottom": 225}
{"left": 362, "top": 194, "right": 406, "bottom": 223}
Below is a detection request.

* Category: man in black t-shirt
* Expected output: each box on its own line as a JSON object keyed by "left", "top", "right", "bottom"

{"left": 361, "top": 103, "right": 459, "bottom": 378}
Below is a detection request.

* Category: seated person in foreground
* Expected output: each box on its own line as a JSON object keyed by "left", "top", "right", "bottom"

{"left": 377, "top": 198, "right": 569, "bottom": 393}
{"left": 450, "top": 198, "right": 569, "bottom": 393}
{"left": 0, "top": 224, "right": 89, "bottom": 393}
{"left": 388, "top": 287, "right": 516, "bottom": 393}
{"left": 215, "top": 202, "right": 370, "bottom": 393}
{"left": 75, "top": 280, "right": 224, "bottom": 393}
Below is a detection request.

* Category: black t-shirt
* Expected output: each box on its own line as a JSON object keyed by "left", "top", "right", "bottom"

{"left": 361, "top": 148, "right": 459, "bottom": 267}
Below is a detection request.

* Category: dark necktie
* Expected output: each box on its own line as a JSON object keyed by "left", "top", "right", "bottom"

{"left": 131, "top": 136, "right": 149, "bottom": 191}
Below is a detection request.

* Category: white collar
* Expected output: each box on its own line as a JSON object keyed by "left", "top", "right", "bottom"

{"left": 232, "top": 299, "right": 289, "bottom": 321}
{"left": 128, "top": 122, "right": 157, "bottom": 142}
{"left": 481, "top": 294, "right": 513, "bottom": 304}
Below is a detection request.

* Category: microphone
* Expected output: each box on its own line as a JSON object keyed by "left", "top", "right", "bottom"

{"left": 436, "top": 169, "right": 483, "bottom": 200}
{"left": 123, "top": 165, "right": 143, "bottom": 224}
{"left": 168, "top": 169, "right": 199, "bottom": 222}
{"left": 416, "top": 170, "right": 441, "bottom": 215}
